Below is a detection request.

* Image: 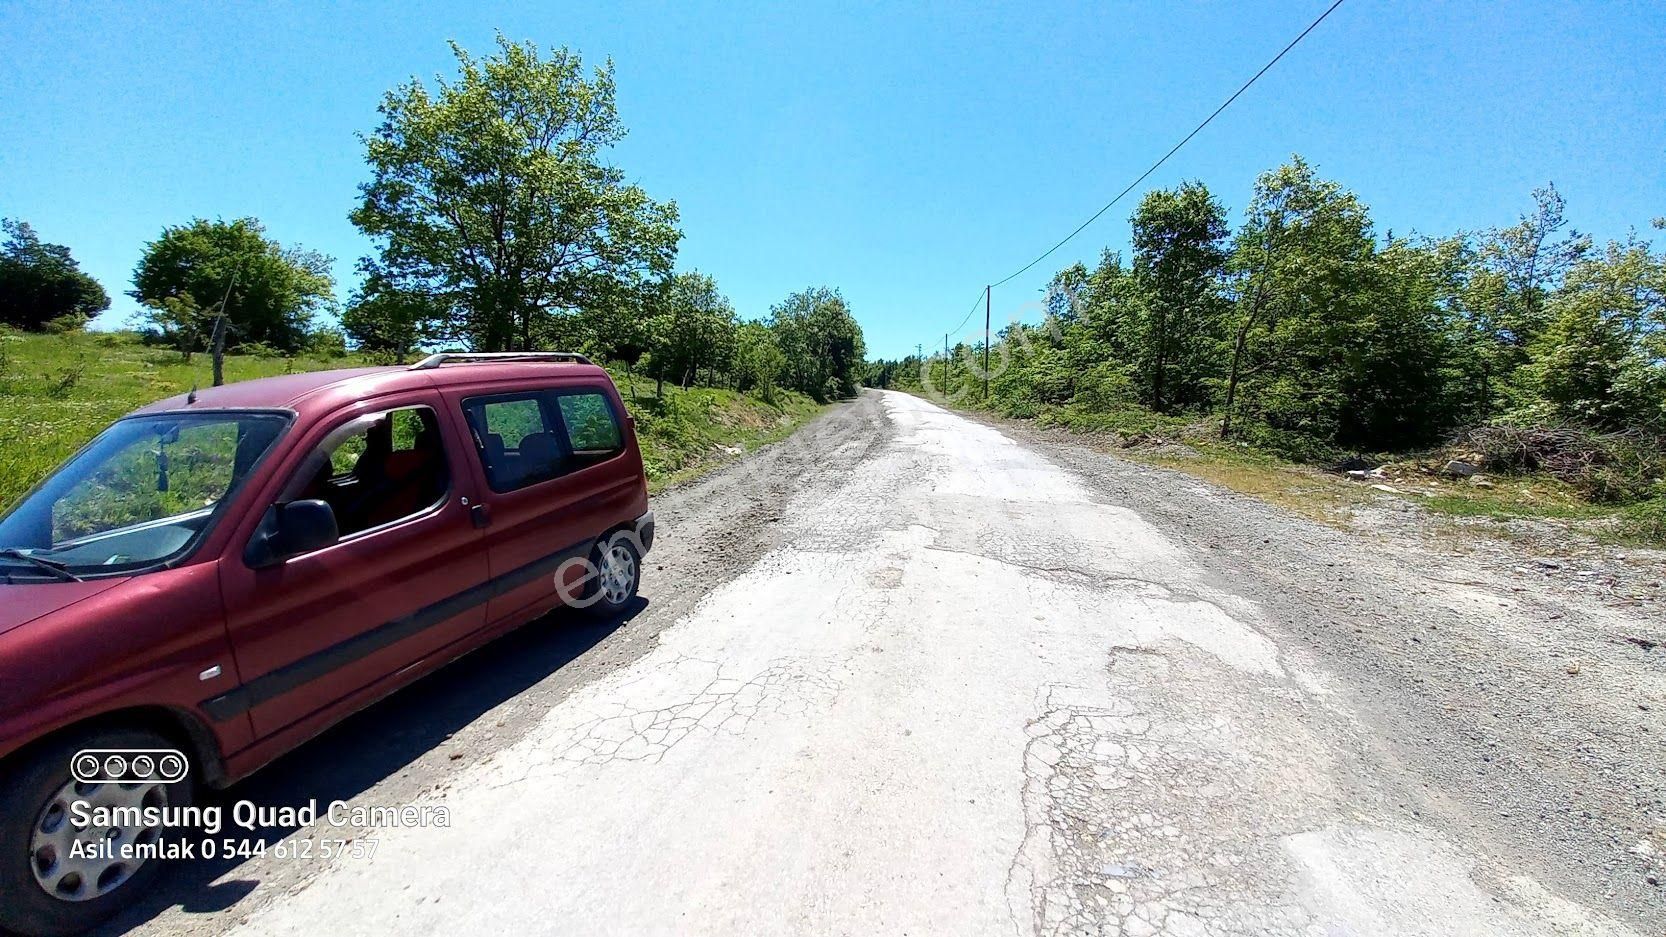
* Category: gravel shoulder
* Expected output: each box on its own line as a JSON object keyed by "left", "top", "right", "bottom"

{"left": 967, "top": 410, "right": 1666, "bottom": 931}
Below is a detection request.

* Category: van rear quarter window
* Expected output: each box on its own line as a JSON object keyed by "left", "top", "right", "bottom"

{"left": 557, "top": 392, "right": 622, "bottom": 455}
{"left": 462, "top": 387, "right": 624, "bottom": 491}
{"left": 463, "top": 392, "right": 565, "bottom": 492}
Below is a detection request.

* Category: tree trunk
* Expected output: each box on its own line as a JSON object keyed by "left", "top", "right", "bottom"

{"left": 1151, "top": 303, "right": 1167, "bottom": 412}
{"left": 1222, "top": 221, "right": 1280, "bottom": 438}
{"left": 1220, "top": 322, "right": 1249, "bottom": 438}
{"left": 210, "top": 314, "right": 228, "bottom": 387}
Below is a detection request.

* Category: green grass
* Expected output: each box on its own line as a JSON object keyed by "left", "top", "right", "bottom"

{"left": 1417, "top": 487, "right": 1607, "bottom": 522}
{"left": 613, "top": 374, "right": 823, "bottom": 491}
{"left": 0, "top": 329, "right": 824, "bottom": 510}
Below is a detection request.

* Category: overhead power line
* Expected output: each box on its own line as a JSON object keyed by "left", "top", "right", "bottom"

{"left": 947, "top": 289, "right": 986, "bottom": 338}
{"left": 977, "top": 0, "right": 1349, "bottom": 296}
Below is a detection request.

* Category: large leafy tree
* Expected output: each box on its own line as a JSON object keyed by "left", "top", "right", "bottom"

{"left": 0, "top": 220, "right": 109, "bottom": 331}
{"left": 351, "top": 34, "right": 681, "bottom": 352}
{"left": 130, "top": 217, "right": 334, "bottom": 353}
{"left": 1220, "top": 157, "right": 1375, "bottom": 443}
{"left": 732, "top": 320, "right": 787, "bottom": 401}
{"left": 1457, "top": 184, "right": 1591, "bottom": 414}
{"left": 1522, "top": 237, "right": 1666, "bottom": 430}
{"left": 771, "top": 287, "right": 866, "bottom": 401}
{"left": 1339, "top": 237, "right": 1467, "bottom": 448}
{"left": 644, "top": 272, "right": 736, "bottom": 393}
{"left": 1128, "top": 182, "right": 1229, "bottom": 412}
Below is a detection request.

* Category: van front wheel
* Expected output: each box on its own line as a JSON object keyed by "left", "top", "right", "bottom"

{"left": 0, "top": 726, "right": 193, "bottom": 937}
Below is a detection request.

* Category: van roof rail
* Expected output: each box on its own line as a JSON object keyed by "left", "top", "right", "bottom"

{"left": 409, "top": 351, "right": 592, "bottom": 370}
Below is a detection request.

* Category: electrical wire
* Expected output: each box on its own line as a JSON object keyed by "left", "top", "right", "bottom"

{"left": 947, "top": 289, "right": 986, "bottom": 338}
{"left": 977, "top": 0, "right": 1349, "bottom": 294}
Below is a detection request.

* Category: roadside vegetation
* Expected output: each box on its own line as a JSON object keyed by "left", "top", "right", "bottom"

{"left": 869, "top": 159, "right": 1665, "bottom": 544}
{"left": 0, "top": 328, "right": 822, "bottom": 509}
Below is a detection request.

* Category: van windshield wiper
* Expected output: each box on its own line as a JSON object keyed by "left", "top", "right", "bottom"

{"left": 0, "top": 548, "right": 83, "bottom": 582}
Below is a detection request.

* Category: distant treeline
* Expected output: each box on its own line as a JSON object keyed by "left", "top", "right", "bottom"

{"left": 869, "top": 156, "right": 1665, "bottom": 489}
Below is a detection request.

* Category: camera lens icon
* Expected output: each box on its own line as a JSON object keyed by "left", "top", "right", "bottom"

{"left": 130, "top": 754, "right": 156, "bottom": 778}
{"left": 158, "top": 754, "right": 187, "bottom": 781}
{"left": 73, "top": 753, "right": 101, "bottom": 780}
{"left": 102, "top": 755, "right": 128, "bottom": 778}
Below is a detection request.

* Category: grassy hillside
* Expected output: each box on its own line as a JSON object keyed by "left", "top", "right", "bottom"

{"left": 0, "top": 329, "right": 822, "bottom": 511}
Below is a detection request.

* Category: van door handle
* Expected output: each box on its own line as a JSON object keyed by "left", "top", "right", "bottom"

{"left": 469, "top": 503, "right": 491, "bottom": 529}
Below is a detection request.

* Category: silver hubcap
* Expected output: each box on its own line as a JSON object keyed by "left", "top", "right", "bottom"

{"left": 30, "top": 779, "right": 167, "bottom": 901}
{"left": 598, "top": 544, "right": 636, "bottom": 605}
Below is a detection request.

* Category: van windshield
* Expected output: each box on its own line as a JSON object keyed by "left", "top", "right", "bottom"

{"left": 0, "top": 412, "right": 288, "bottom": 578}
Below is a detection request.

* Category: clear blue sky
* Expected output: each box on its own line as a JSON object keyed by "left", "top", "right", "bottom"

{"left": 2, "top": 1, "right": 1662, "bottom": 358}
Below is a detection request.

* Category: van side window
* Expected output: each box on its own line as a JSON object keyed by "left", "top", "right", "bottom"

{"left": 462, "top": 393, "right": 565, "bottom": 492}
{"left": 294, "top": 406, "right": 449, "bottom": 538}
{"left": 556, "top": 392, "right": 623, "bottom": 460}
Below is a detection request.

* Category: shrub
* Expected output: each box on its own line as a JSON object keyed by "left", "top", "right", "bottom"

{"left": 42, "top": 313, "right": 89, "bottom": 334}
{"left": 236, "top": 341, "right": 283, "bottom": 359}
{"left": 1238, "top": 423, "right": 1344, "bottom": 465}
{"left": 43, "top": 359, "right": 85, "bottom": 399}
{"left": 1000, "top": 396, "right": 1042, "bottom": 419}
{"left": 306, "top": 328, "right": 349, "bottom": 358}
{"left": 1449, "top": 421, "right": 1665, "bottom": 503}
{"left": 1075, "top": 362, "right": 1139, "bottom": 412}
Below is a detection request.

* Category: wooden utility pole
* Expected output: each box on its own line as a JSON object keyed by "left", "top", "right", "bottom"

{"left": 982, "top": 285, "right": 991, "bottom": 402}
{"left": 209, "top": 267, "right": 240, "bottom": 387}
{"left": 944, "top": 333, "right": 950, "bottom": 392}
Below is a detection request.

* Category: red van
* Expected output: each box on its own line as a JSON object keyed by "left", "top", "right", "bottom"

{"left": 0, "top": 352, "right": 654, "bottom": 935}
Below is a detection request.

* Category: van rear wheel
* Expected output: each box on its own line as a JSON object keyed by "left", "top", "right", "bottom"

{"left": 0, "top": 727, "right": 192, "bottom": 937}
{"left": 581, "top": 534, "right": 641, "bottom": 617}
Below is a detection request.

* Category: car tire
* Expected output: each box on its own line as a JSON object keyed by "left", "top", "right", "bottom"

{"left": 579, "top": 531, "right": 641, "bottom": 618}
{"left": 0, "top": 726, "right": 193, "bottom": 937}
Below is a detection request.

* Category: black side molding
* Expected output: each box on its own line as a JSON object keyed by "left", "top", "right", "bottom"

{"left": 201, "top": 536, "right": 594, "bottom": 722}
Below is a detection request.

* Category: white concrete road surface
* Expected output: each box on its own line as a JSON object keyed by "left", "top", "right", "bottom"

{"left": 194, "top": 391, "right": 1650, "bottom": 936}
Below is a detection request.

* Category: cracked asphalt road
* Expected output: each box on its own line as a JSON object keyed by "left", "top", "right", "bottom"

{"left": 125, "top": 390, "right": 1660, "bottom": 936}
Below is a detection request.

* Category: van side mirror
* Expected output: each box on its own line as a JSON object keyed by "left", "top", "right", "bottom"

{"left": 245, "top": 499, "right": 339, "bottom": 568}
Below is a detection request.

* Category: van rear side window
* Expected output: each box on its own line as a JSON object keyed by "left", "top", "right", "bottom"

{"left": 461, "top": 389, "right": 625, "bottom": 492}
{"left": 462, "top": 393, "right": 566, "bottom": 492}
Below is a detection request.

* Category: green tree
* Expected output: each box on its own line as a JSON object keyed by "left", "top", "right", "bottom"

{"left": 771, "top": 287, "right": 866, "bottom": 401}
{"left": 0, "top": 219, "right": 109, "bottom": 331}
{"left": 1458, "top": 184, "right": 1591, "bottom": 414}
{"left": 1522, "top": 236, "right": 1666, "bottom": 429}
{"left": 341, "top": 272, "right": 442, "bottom": 360}
{"left": 131, "top": 217, "right": 333, "bottom": 353}
{"left": 1220, "top": 157, "right": 1375, "bottom": 445}
{"left": 351, "top": 34, "right": 680, "bottom": 352}
{"left": 1339, "top": 237, "right": 1466, "bottom": 448}
{"left": 733, "top": 320, "right": 787, "bottom": 402}
{"left": 1128, "top": 182, "right": 1229, "bottom": 412}
{"left": 644, "top": 272, "right": 736, "bottom": 392}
